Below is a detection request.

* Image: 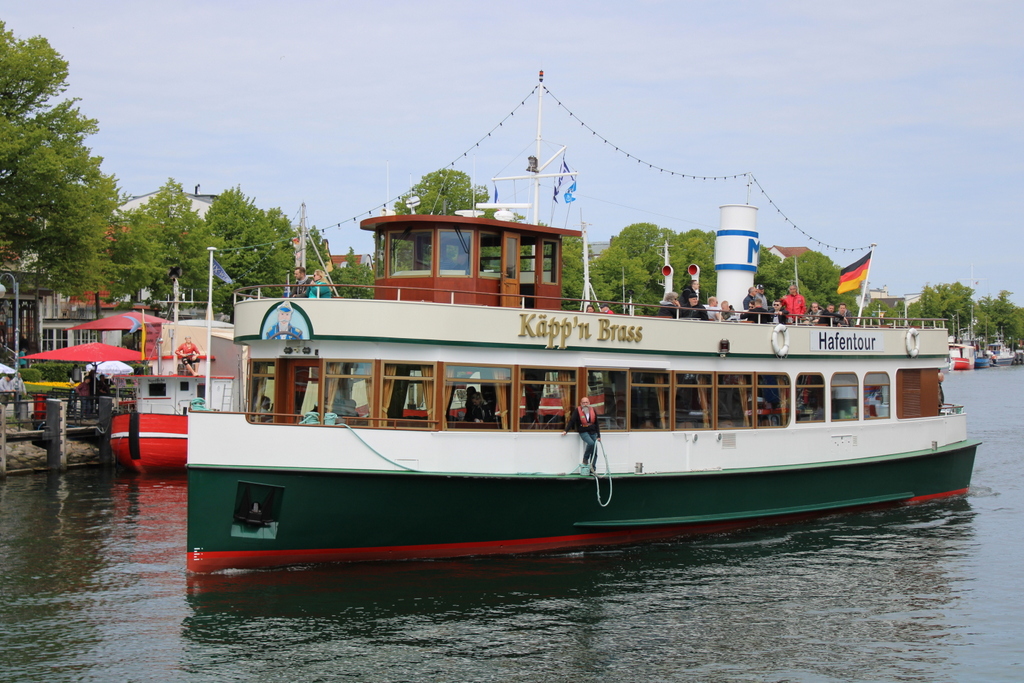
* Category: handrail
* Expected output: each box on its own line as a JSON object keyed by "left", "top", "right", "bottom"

{"left": 232, "top": 283, "right": 949, "bottom": 330}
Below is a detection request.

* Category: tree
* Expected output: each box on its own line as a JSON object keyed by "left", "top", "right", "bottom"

{"left": 205, "top": 187, "right": 295, "bottom": 315}
{"left": 106, "top": 180, "right": 214, "bottom": 310}
{"left": 395, "top": 169, "right": 490, "bottom": 215}
{"left": 330, "top": 248, "right": 375, "bottom": 299}
{"left": 0, "top": 21, "right": 120, "bottom": 292}
{"left": 975, "top": 291, "right": 1021, "bottom": 344}
{"left": 908, "top": 282, "right": 975, "bottom": 337}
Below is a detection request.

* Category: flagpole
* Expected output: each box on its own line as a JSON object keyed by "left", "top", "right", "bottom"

{"left": 855, "top": 244, "right": 876, "bottom": 324}
{"left": 205, "top": 247, "right": 215, "bottom": 401}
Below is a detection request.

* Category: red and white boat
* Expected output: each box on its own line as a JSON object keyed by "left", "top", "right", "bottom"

{"left": 948, "top": 343, "right": 975, "bottom": 371}
{"left": 112, "top": 373, "right": 236, "bottom": 472}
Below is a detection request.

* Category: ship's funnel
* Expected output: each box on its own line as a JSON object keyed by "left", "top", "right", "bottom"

{"left": 714, "top": 204, "right": 759, "bottom": 312}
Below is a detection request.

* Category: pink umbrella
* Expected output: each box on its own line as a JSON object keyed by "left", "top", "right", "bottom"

{"left": 66, "top": 312, "right": 167, "bottom": 331}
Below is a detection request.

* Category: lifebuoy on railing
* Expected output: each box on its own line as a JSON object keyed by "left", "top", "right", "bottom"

{"left": 772, "top": 324, "right": 790, "bottom": 357}
{"left": 905, "top": 328, "right": 920, "bottom": 357}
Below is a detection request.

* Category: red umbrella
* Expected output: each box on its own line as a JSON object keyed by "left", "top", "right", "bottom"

{"left": 23, "top": 342, "right": 144, "bottom": 362}
{"left": 67, "top": 312, "right": 167, "bottom": 331}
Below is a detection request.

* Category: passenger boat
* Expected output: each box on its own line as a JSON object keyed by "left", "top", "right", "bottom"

{"left": 186, "top": 204, "right": 978, "bottom": 572}
{"left": 112, "top": 373, "right": 235, "bottom": 472}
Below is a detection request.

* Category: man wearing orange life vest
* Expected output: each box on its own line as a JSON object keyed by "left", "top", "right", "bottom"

{"left": 562, "top": 397, "right": 602, "bottom": 469}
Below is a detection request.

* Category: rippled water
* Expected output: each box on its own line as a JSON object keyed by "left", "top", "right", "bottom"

{"left": 1, "top": 369, "right": 1021, "bottom": 682}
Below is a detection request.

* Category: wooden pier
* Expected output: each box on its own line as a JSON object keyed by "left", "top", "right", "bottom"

{"left": 1, "top": 397, "right": 113, "bottom": 476}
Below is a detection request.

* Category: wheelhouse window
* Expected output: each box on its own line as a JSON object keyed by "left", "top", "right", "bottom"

{"left": 325, "top": 361, "right": 372, "bottom": 426}
{"left": 717, "top": 373, "right": 753, "bottom": 429}
{"left": 796, "top": 373, "right": 825, "bottom": 423}
{"left": 389, "top": 230, "right": 433, "bottom": 277}
{"left": 756, "top": 373, "right": 790, "bottom": 427}
{"left": 587, "top": 369, "right": 628, "bottom": 430}
{"left": 831, "top": 373, "right": 859, "bottom": 421}
{"left": 248, "top": 361, "right": 276, "bottom": 422}
{"left": 439, "top": 230, "right": 472, "bottom": 276}
{"left": 444, "top": 365, "right": 511, "bottom": 429}
{"left": 541, "top": 241, "right": 558, "bottom": 284}
{"left": 863, "top": 372, "right": 890, "bottom": 419}
{"left": 479, "top": 233, "right": 501, "bottom": 277}
{"left": 631, "top": 371, "right": 670, "bottom": 430}
{"left": 519, "top": 368, "right": 576, "bottom": 431}
{"left": 674, "top": 373, "right": 712, "bottom": 429}
{"left": 381, "top": 363, "right": 434, "bottom": 428}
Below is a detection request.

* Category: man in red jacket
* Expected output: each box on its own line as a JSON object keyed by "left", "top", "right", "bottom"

{"left": 781, "top": 284, "right": 806, "bottom": 324}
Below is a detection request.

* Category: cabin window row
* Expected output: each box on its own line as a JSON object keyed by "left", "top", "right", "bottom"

{"left": 381, "top": 229, "right": 558, "bottom": 283}
{"left": 249, "top": 361, "right": 935, "bottom": 430}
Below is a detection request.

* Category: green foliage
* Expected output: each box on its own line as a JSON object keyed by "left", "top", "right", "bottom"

{"left": 908, "top": 282, "right": 975, "bottom": 336}
{"left": 395, "top": 169, "right": 491, "bottom": 216}
{"left": 18, "top": 367, "right": 42, "bottom": 383}
{"left": 560, "top": 236, "right": 584, "bottom": 309}
{"left": 30, "top": 361, "right": 77, "bottom": 382}
{"left": 330, "top": 249, "right": 375, "bottom": 299}
{"left": 0, "top": 21, "right": 120, "bottom": 293}
{"left": 975, "top": 291, "right": 1023, "bottom": 344}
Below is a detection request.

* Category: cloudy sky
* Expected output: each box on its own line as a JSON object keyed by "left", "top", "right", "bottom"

{"left": 5, "top": 1, "right": 1023, "bottom": 303}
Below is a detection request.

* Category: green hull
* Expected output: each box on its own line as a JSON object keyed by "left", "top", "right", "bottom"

{"left": 187, "top": 441, "right": 978, "bottom": 572}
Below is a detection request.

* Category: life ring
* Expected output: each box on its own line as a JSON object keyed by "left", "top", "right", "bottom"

{"left": 905, "top": 328, "right": 920, "bottom": 357}
{"left": 772, "top": 324, "right": 790, "bottom": 357}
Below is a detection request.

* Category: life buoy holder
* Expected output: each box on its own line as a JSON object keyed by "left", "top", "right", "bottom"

{"left": 772, "top": 324, "right": 790, "bottom": 357}
{"left": 906, "top": 328, "right": 920, "bottom": 357}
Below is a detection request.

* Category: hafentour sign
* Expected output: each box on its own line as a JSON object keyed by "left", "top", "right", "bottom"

{"left": 810, "top": 329, "right": 885, "bottom": 353}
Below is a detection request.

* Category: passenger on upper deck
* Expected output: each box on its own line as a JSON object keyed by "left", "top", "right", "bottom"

{"left": 743, "top": 300, "right": 771, "bottom": 324}
{"left": 781, "top": 285, "right": 806, "bottom": 323}
{"left": 291, "top": 267, "right": 313, "bottom": 298}
{"left": 805, "top": 302, "right": 823, "bottom": 325}
{"left": 657, "top": 292, "right": 681, "bottom": 318}
{"left": 835, "top": 303, "right": 852, "bottom": 327}
{"left": 307, "top": 270, "right": 332, "bottom": 298}
{"left": 679, "top": 293, "right": 710, "bottom": 320}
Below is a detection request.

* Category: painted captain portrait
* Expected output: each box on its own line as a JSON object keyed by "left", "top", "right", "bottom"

{"left": 263, "top": 302, "right": 309, "bottom": 340}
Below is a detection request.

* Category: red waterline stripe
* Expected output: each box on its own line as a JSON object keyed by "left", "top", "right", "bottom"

{"left": 907, "top": 488, "right": 969, "bottom": 503}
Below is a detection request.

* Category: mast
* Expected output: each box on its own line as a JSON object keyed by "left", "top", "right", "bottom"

{"left": 855, "top": 243, "right": 876, "bottom": 323}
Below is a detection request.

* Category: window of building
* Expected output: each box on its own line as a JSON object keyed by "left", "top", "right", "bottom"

{"left": 388, "top": 231, "right": 433, "bottom": 276}
{"left": 863, "top": 372, "right": 890, "bottom": 419}
{"left": 382, "top": 363, "right": 434, "bottom": 428}
{"left": 325, "top": 361, "right": 372, "bottom": 426}
{"left": 443, "top": 364, "right": 511, "bottom": 429}
{"left": 831, "top": 373, "right": 859, "bottom": 421}
{"left": 587, "top": 369, "right": 628, "bottom": 430}
{"left": 757, "top": 373, "right": 791, "bottom": 427}
{"left": 439, "top": 230, "right": 472, "bottom": 276}
{"left": 796, "top": 373, "right": 825, "bottom": 423}
{"left": 717, "top": 373, "right": 753, "bottom": 429}
{"left": 674, "top": 372, "right": 712, "bottom": 429}
{"left": 519, "top": 368, "right": 576, "bottom": 431}
{"left": 630, "top": 371, "right": 670, "bottom": 430}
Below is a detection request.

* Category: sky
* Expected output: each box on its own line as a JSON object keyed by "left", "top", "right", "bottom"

{"left": 4, "top": 1, "right": 1023, "bottom": 303}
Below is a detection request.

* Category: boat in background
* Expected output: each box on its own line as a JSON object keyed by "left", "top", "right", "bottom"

{"left": 985, "top": 340, "right": 1019, "bottom": 366}
{"left": 948, "top": 343, "right": 975, "bottom": 371}
{"left": 112, "top": 374, "right": 235, "bottom": 472}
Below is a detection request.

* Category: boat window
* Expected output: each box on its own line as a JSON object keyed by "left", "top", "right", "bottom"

{"left": 674, "top": 373, "right": 712, "bottom": 430}
{"left": 831, "top": 373, "right": 859, "bottom": 421}
{"left": 896, "top": 369, "right": 940, "bottom": 418}
{"left": 148, "top": 382, "right": 167, "bottom": 398}
{"left": 756, "top": 373, "right": 791, "bottom": 427}
{"left": 389, "top": 230, "right": 433, "bottom": 277}
{"left": 717, "top": 373, "right": 753, "bottom": 429}
{"left": 325, "top": 361, "right": 373, "bottom": 426}
{"left": 519, "top": 368, "right": 576, "bottom": 431}
{"left": 443, "top": 365, "right": 511, "bottom": 430}
{"left": 439, "top": 230, "right": 472, "bottom": 276}
{"left": 863, "top": 372, "right": 890, "bottom": 419}
{"left": 479, "top": 233, "right": 501, "bottom": 277}
{"left": 374, "top": 231, "right": 384, "bottom": 278}
{"left": 631, "top": 371, "right": 670, "bottom": 430}
{"left": 541, "top": 241, "right": 558, "bottom": 284}
{"left": 381, "top": 363, "right": 434, "bottom": 428}
{"left": 248, "top": 361, "right": 275, "bottom": 423}
{"left": 519, "top": 242, "right": 536, "bottom": 285}
{"left": 586, "top": 369, "right": 628, "bottom": 430}
{"left": 795, "top": 373, "right": 825, "bottom": 423}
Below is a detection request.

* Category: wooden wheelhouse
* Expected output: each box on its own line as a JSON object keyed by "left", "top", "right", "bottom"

{"left": 364, "top": 214, "right": 579, "bottom": 309}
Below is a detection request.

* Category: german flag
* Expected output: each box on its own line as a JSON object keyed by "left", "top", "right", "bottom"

{"left": 838, "top": 252, "right": 871, "bottom": 294}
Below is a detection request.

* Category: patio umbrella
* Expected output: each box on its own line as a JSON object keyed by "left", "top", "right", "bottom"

{"left": 0, "top": 363, "right": 16, "bottom": 374}
{"left": 23, "top": 342, "right": 143, "bottom": 363}
{"left": 89, "top": 360, "right": 135, "bottom": 375}
{"left": 66, "top": 312, "right": 168, "bottom": 331}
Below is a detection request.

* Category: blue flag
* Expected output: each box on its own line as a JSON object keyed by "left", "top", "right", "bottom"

{"left": 553, "top": 160, "right": 570, "bottom": 202}
{"left": 564, "top": 179, "right": 577, "bottom": 204}
{"left": 212, "top": 259, "right": 234, "bottom": 284}
{"left": 493, "top": 184, "right": 499, "bottom": 203}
